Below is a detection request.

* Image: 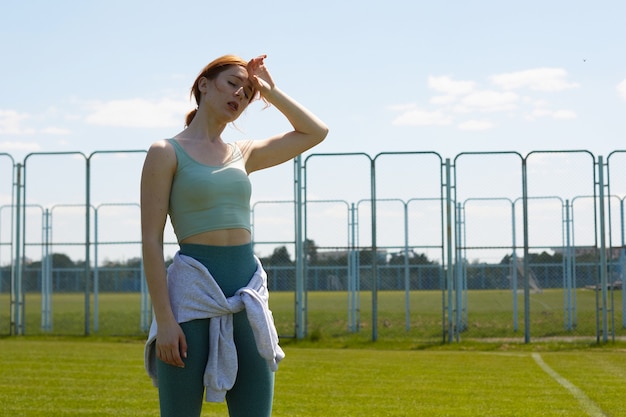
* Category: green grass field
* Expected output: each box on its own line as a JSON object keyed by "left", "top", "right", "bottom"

{"left": 1, "top": 337, "right": 625, "bottom": 416}
{"left": 1, "top": 291, "right": 625, "bottom": 416}
{"left": 1, "top": 289, "right": 623, "bottom": 343}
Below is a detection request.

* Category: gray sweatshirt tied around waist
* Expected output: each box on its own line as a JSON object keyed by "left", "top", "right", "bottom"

{"left": 144, "top": 252, "right": 285, "bottom": 402}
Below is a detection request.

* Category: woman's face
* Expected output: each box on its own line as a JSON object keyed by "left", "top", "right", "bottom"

{"left": 201, "top": 66, "right": 254, "bottom": 122}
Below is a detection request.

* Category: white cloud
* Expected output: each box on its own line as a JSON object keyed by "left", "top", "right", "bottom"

{"left": 526, "top": 98, "right": 549, "bottom": 108}
{"left": 552, "top": 110, "right": 577, "bottom": 120}
{"left": 387, "top": 103, "right": 418, "bottom": 112}
{"left": 390, "top": 68, "right": 579, "bottom": 130}
{"left": 0, "top": 109, "right": 71, "bottom": 137}
{"left": 85, "top": 97, "right": 190, "bottom": 128}
{"left": 458, "top": 90, "right": 519, "bottom": 112}
{"left": 0, "top": 140, "right": 41, "bottom": 152}
{"left": 617, "top": 80, "right": 626, "bottom": 101}
{"left": 430, "top": 95, "right": 457, "bottom": 105}
{"left": 531, "top": 109, "right": 551, "bottom": 118}
{"left": 428, "top": 76, "right": 475, "bottom": 95}
{"left": 392, "top": 105, "right": 452, "bottom": 126}
{"left": 0, "top": 110, "right": 36, "bottom": 135}
{"left": 458, "top": 120, "right": 494, "bottom": 131}
{"left": 529, "top": 108, "right": 577, "bottom": 120}
{"left": 491, "top": 68, "right": 579, "bottom": 91}
{"left": 41, "top": 127, "right": 71, "bottom": 135}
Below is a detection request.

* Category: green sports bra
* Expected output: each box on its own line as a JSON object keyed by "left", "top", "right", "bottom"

{"left": 167, "top": 139, "right": 252, "bottom": 242}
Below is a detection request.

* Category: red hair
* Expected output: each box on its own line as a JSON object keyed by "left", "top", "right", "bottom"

{"left": 185, "top": 55, "right": 258, "bottom": 127}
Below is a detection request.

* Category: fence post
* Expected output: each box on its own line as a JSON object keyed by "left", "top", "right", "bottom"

{"left": 84, "top": 158, "right": 91, "bottom": 335}
{"left": 444, "top": 159, "right": 456, "bottom": 342}
{"left": 370, "top": 158, "right": 378, "bottom": 342}
{"left": 294, "top": 156, "right": 306, "bottom": 339}
{"left": 94, "top": 206, "right": 100, "bottom": 333}
{"left": 454, "top": 202, "right": 466, "bottom": 333}
{"left": 511, "top": 201, "right": 519, "bottom": 332}
{"left": 403, "top": 201, "right": 410, "bottom": 332}
{"left": 564, "top": 199, "right": 574, "bottom": 331}
{"left": 522, "top": 157, "right": 530, "bottom": 343}
{"left": 11, "top": 163, "right": 24, "bottom": 335}
{"left": 597, "top": 156, "right": 610, "bottom": 342}
{"left": 621, "top": 199, "right": 626, "bottom": 329}
{"left": 41, "top": 209, "right": 52, "bottom": 332}
{"left": 348, "top": 203, "right": 360, "bottom": 333}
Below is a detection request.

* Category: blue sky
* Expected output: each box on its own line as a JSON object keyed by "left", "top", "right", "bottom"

{"left": 2, "top": 0, "right": 625, "bottom": 160}
{"left": 1, "top": 1, "right": 626, "bottom": 262}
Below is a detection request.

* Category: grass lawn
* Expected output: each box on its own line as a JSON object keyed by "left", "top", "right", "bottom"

{"left": 1, "top": 337, "right": 626, "bottom": 416}
{"left": 1, "top": 289, "right": 622, "bottom": 342}
{"left": 1, "top": 290, "right": 625, "bottom": 415}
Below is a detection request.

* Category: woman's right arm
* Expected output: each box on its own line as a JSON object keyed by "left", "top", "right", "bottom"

{"left": 141, "top": 140, "right": 187, "bottom": 368}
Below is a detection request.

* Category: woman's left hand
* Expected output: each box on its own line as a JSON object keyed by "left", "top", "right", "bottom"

{"left": 248, "top": 54, "right": 275, "bottom": 94}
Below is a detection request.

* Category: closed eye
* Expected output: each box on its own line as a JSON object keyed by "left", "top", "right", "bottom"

{"left": 228, "top": 79, "right": 250, "bottom": 99}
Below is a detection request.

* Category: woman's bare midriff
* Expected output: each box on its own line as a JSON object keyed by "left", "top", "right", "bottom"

{"left": 180, "top": 228, "right": 252, "bottom": 246}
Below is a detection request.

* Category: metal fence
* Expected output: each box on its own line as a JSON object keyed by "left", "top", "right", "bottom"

{"left": 1, "top": 149, "right": 624, "bottom": 343}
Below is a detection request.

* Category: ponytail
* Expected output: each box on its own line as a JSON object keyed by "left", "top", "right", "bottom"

{"left": 185, "top": 108, "right": 197, "bottom": 127}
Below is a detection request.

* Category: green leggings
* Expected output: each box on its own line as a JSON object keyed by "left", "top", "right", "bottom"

{"left": 156, "top": 243, "right": 274, "bottom": 417}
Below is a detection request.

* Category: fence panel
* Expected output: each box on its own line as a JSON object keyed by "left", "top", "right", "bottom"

{"left": 21, "top": 153, "right": 87, "bottom": 335}
{"left": 454, "top": 152, "right": 524, "bottom": 339}
{"left": 304, "top": 153, "right": 372, "bottom": 340}
{"left": 90, "top": 151, "right": 147, "bottom": 335}
{"left": 371, "top": 152, "right": 445, "bottom": 340}
{"left": 525, "top": 151, "right": 602, "bottom": 338}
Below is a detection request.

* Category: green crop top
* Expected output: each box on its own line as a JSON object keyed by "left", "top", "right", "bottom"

{"left": 167, "top": 138, "right": 252, "bottom": 242}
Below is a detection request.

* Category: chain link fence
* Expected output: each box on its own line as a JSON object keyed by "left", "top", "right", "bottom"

{"left": 0, "top": 149, "right": 623, "bottom": 343}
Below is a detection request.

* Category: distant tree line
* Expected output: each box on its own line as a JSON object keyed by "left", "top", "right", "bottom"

{"left": 258, "top": 239, "right": 437, "bottom": 267}
{"left": 0, "top": 245, "right": 618, "bottom": 293}
{"left": 0, "top": 254, "right": 144, "bottom": 293}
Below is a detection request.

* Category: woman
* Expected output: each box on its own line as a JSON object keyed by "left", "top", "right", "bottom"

{"left": 141, "top": 54, "right": 328, "bottom": 417}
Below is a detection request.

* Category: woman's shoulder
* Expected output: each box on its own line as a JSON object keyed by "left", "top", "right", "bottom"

{"left": 145, "top": 139, "right": 177, "bottom": 165}
{"left": 147, "top": 138, "right": 177, "bottom": 153}
{"left": 148, "top": 138, "right": 175, "bottom": 148}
